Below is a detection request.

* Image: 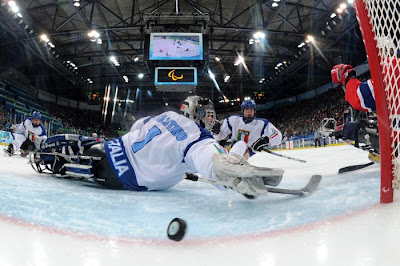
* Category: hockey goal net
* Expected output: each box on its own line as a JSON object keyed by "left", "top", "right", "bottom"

{"left": 354, "top": 0, "right": 400, "bottom": 203}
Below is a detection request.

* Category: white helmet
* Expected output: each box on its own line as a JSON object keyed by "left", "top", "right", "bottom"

{"left": 377, "top": 36, "right": 397, "bottom": 56}
{"left": 180, "top": 96, "right": 216, "bottom": 130}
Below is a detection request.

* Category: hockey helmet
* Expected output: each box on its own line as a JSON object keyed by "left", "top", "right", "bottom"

{"left": 241, "top": 99, "right": 256, "bottom": 111}
{"left": 31, "top": 111, "right": 42, "bottom": 127}
{"left": 241, "top": 99, "right": 256, "bottom": 123}
{"left": 180, "top": 96, "right": 216, "bottom": 130}
{"left": 32, "top": 111, "right": 42, "bottom": 120}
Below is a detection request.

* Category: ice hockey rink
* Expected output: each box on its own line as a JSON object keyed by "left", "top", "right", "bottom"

{"left": 1, "top": 144, "right": 400, "bottom": 266}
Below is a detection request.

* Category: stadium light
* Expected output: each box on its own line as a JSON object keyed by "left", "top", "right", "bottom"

{"left": 8, "top": 2, "right": 19, "bottom": 13}
{"left": 138, "top": 73, "right": 144, "bottom": 79}
{"left": 306, "top": 35, "right": 315, "bottom": 43}
{"left": 134, "top": 57, "right": 139, "bottom": 62}
{"left": 40, "top": 34, "right": 49, "bottom": 42}
{"left": 330, "top": 13, "right": 336, "bottom": 19}
{"left": 8, "top": 1, "right": 16, "bottom": 6}
{"left": 74, "top": 2, "right": 80, "bottom": 7}
{"left": 336, "top": 8, "right": 343, "bottom": 13}
{"left": 298, "top": 42, "right": 305, "bottom": 48}
{"left": 253, "top": 31, "right": 265, "bottom": 40}
{"left": 272, "top": 2, "right": 278, "bottom": 7}
{"left": 215, "top": 56, "right": 221, "bottom": 61}
{"left": 340, "top": 3, "right": 347, "bottom": 9}
{"left": 88, "top": 30, "right": 100, "bottom": 39}
{"left": 347, "top": 0, "right": 354, "bottom": 4}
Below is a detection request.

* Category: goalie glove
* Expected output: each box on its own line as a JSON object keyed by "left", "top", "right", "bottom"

{"left": 251, "top": 136, "right": 269, "bottom": 152}
{"left": 212, "top": 153, "right": 283, "bottom": 199}
{"left": 331, "top": 64, "right": 356, "bottom": 89}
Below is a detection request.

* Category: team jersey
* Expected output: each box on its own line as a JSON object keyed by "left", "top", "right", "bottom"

{"left": 14, "top": 118, "right": 47, "bottom": 139}
{"left": 214, "top": 115, "right": 282, "bottom": 148}
{"left": 345, "top": 78, "right": 376, "bottom": 112}
{"left": 104, "top": 111, "right": 224, "bottom": 191}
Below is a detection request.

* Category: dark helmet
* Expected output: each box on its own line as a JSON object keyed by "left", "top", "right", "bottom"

{"left": 32, "top": 111, "right": 42, "bottom": 120}
{"left": 241, "top": 99, "right": 256, "bottom": 112}
{"left": 241, "top": 99, "right": 256, "bottom": 123}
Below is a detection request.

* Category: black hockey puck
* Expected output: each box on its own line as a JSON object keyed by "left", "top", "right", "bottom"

{"left": 167, "top": 218, "right": 187, "bottom": 241}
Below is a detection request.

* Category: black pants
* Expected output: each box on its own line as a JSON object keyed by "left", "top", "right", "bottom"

{"left": 83, "top": 143, "right": 124, "bottom": 189}
{"left": 315, "top": 138, "right": 321, "bottom": 147}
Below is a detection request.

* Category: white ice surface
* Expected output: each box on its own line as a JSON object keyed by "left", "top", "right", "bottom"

{"left": 0, "top": 145, "right": 400, "bottom": 266}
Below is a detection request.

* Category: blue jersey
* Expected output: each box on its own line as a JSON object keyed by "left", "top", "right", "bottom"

{"left": 104, "top": 111, "right": 223, "bottom": 191}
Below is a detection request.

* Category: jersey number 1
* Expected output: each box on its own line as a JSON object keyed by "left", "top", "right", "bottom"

{"left": 131, "top": 125, "right": 162, "bottom": 153}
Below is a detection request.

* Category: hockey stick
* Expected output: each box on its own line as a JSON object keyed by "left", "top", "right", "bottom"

{"left": 263, "top": 149, "right": 307, "bottom": 163}
{"left": 338, "top": 162, "right": 374, "bottom": 174}
{"left": 184, "top": 173, "right": 322, "bottom": 196}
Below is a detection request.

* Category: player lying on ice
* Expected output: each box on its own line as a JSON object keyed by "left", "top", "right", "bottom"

{"left": 30, "top": 97, "right": 285, "bottom": 199}
{"left": 330, "top": 64, "right": 380, "bottom": 162}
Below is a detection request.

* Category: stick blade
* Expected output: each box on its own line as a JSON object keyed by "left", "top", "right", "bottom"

{"left": 266, "top": 175, "right": 322, "bottom": 196}
{"left": 301, "top": 175, "right": 322, "bottom": 195}
{"left": 338, "top": 162, "right": 374, "bottom": 174}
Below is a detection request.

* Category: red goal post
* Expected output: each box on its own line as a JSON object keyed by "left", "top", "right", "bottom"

{"left": 354, "top": 0, "right": 400, "bottom": 203}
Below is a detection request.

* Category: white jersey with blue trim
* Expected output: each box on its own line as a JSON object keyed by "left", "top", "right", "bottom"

{"left": 104, "top": 111, "right": 223, "bottom": 191}
{"left": 214, "top": 115, "right": 282, "bottom": 148}
{"left": 14, "top": 118, "right": 47, "bottom": 138}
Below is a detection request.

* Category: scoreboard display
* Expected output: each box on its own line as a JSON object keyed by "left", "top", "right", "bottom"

{"left": 88, "top": 91, "right": 101, "bottom": 105}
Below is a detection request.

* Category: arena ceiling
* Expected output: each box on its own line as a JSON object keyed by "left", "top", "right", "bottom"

{"left": 0, "top": 0, "right": 366, "bottom": 105}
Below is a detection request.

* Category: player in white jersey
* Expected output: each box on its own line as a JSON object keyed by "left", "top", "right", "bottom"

{"left": 5, "top": 111, "right": 47, "bottom": 157}
{"left": 34, "top": 97, "right": 284, "bottom": 199}
{"left": 214, "top": 99, "right": 282, "bottom": 157}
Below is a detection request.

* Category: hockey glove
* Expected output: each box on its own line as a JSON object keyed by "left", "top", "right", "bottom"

{"left": 331, "top": 64, "right": 356, "bottom": 88}
{"left": 211, "top": 120, "right": 222, "bottom": 134}
{"left": 251, "top": 136, "right": 270, "bottom": 152}
{"left": 26, "top": 131, "right": 35, "bottom": 143}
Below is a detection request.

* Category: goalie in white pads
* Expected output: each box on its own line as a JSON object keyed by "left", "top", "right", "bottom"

{"left": 4, "top": 111, "right": 47, "bottom": 157}
{"left": 33, "top": 99, "right": 283, "bottom": 199}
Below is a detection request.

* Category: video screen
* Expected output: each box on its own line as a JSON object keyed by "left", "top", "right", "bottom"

{"left": 149, "top": 33, "right": 203, "bottom": 60}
